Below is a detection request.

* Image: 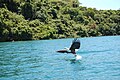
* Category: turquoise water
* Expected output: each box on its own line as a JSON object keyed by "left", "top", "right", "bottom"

{"left": 0, "top": 36, "right": 120, "bottom": 80}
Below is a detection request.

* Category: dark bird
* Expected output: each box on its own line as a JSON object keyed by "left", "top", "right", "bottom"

{"left": 57, "top": 38, "right": 81, "bottom": 56}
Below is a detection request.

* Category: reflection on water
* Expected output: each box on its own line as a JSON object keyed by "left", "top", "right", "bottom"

{"left": 0, "top": 36, "right": 120, "bottom": 80}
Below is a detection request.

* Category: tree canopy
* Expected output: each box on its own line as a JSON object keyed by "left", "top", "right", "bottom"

{"left": 0, "top": 0, "right": 120, "bottom": 41}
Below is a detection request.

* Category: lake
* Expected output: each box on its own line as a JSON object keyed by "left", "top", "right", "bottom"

{"left": 0, "top": 36, "right": 120, "bottom": 80}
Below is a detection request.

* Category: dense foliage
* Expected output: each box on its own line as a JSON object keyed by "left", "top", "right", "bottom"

{"left": 0, "top": 0, "right": 120, "bottom": 41}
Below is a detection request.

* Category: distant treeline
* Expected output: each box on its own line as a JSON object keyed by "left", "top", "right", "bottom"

{"left": 0, "top": 0, "right": 120, "bottom": 41}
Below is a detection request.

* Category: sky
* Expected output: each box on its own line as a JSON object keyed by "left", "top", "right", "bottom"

{"left": 79, "top": 0, "right": 120, "bottom": 10}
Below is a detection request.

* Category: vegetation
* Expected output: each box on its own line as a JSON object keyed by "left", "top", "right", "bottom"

{"left": 0, "top": 0, "right": 120, "bottom": 41}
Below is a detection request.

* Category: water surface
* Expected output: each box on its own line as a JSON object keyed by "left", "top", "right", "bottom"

{"left": 0, "top": 36, "right": 120, "bottom": 80}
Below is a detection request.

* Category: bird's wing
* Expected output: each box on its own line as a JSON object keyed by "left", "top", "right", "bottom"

{"left": 56, "top": 49, "right": 68, "bottom": 53}
{"left": 69, "top": 38, "right": 80, "bottom": 51}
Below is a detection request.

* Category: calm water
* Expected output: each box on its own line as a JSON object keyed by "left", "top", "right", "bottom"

{"left": 0, "top": 36, "right": 120, "bottom": 80}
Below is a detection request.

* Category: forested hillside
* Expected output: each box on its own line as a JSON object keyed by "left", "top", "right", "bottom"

{"left": 0, "top": 0, "right": 120, "bottom": 41}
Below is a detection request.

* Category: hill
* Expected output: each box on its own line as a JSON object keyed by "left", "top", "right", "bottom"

{"left": 0, "top": 0, "right": 120, "bottom": 41}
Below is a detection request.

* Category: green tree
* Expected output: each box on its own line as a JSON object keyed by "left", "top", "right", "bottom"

{"left": 0, "top": 0, "right": 120, "bottom": 42}
{"left": 21, "top": 1, "right": 33, "bottom": 20}
{"left": 0, "top": 0, "right": 20, "bottom": 13}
